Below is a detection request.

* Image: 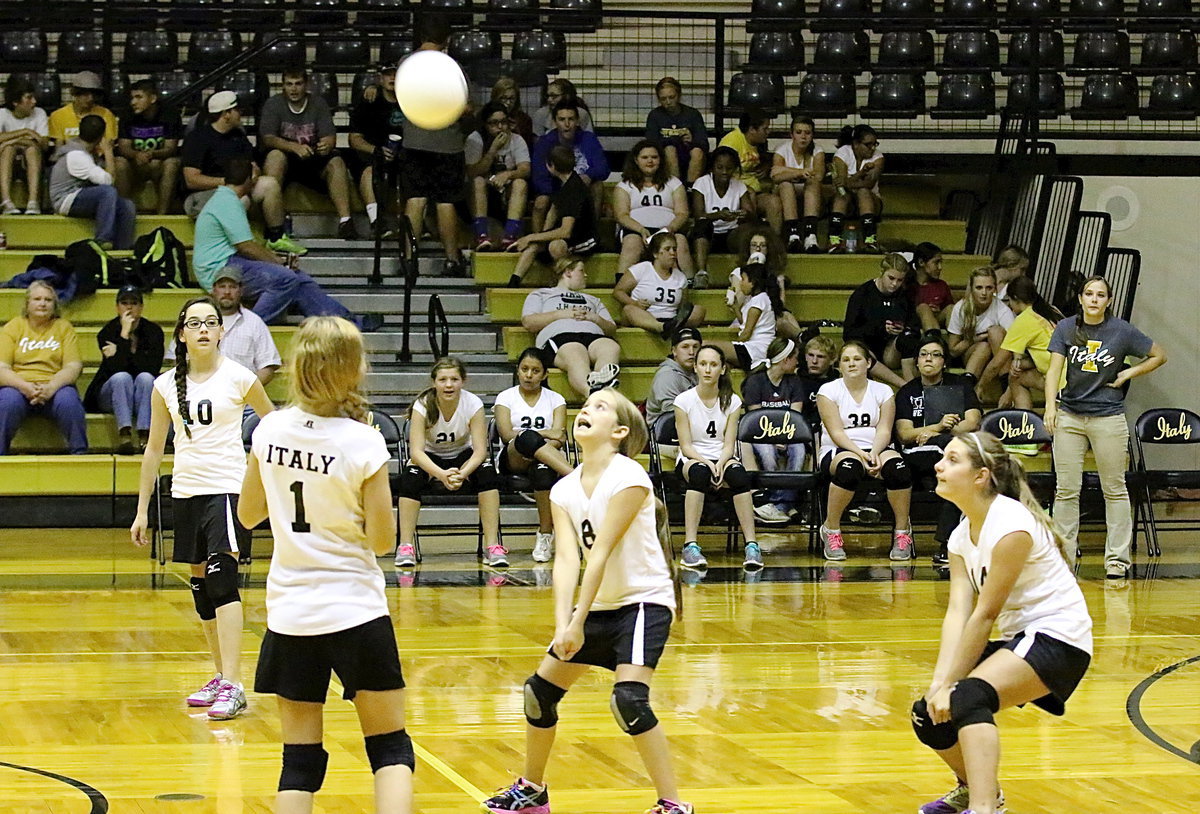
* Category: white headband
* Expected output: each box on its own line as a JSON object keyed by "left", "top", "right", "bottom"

{"left": 769, "top": 339, "right": 796, "bottom": 367}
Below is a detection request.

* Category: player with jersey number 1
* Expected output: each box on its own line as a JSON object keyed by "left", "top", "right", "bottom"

{"left": 482, "top": 387, "right": 692, "bottom": 814}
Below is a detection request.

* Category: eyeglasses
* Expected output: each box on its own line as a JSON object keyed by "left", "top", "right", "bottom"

{"left": 184, "top": 317, "right": 221, "bottom": 330}
{"left": 486, "top": 117, "right": 509, "bottom": 126}
{"left": 918, "top": 350, "right": 944, "bottom": 359}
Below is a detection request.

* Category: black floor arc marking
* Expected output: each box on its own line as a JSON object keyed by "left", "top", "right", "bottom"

{"left": 1126, "top": 653, "right": 1200, "bottom": 765}
{"left": 0, "top": 760, "right": 108, "bottom": 813}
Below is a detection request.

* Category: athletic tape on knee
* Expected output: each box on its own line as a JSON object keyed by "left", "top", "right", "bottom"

{"left": 279, "top": 743, "right": 329, "bottom": 793}
{"left": 524, "top": 674, "right": 567, "bottom": 729}
{"left": 205, "top": 552, "right": 240, "bottom": 608}
{"left": 514, "top": 428, "right": 547, "bottom": 459}
{"left": 610, "top": 681, "right": 658, "bottom": 736}
{"left": 831, "top": 456, "right": 865, "bottom": 490}
{"left": 190, "top": 576, "right": 216, "bottom": 621}
{"left": 723, "top": 462, "right": 752, "bottom": 494}
{"left": 684, "top": 463, "right": 713, "bottom": 492}
{"left": 881, "top": 456, "right": 912, "bottom": 490}
{"left": 911, "top": 697, "right": 959, "bottom": 751}
{"left": 950, "top": 677, "right": 1000, "bottom": 730}
{"left": 364, "top": 728, "right": 415, "bottom": 773}
{"left": 530, "top": 463, "right": 559, "bottom": 492}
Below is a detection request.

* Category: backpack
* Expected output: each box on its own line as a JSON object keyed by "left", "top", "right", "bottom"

{"left": 64, "top": 239, "right": 115, "bottom": 297}
{"left": 133, "top": 226, "right": 190, "bottom": 290}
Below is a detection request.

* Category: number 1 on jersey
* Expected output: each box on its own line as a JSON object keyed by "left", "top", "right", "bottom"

{"left": 289, "top": 481, "right": 311, "bottom": 532}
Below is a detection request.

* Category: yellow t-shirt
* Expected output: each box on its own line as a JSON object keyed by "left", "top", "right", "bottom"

{"left": 0, "top": 316, "right": 81, "bottom": 383}
{"left": 1001, "top": 307, "right": 1054, "bottom": 374}
{"left": 718, "top": 127, "right": 766, "bottom": 193}
{"left": 47, "top": 104, "right": 119, "bottom": 144}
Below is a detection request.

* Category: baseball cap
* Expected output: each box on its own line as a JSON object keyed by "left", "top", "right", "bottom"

{"left": 115, "top": 284, "right": 143, "bottom": 304}
{"left": 213, "top": 266, "right": 243, "bottom": 285}
{"left": 207, "top": 90, "right": 239, "bottom": 114}
{"left": 71, "top": 71, "right": 103, "bottom": 92}
{"left": 671, "top": 326, "right": 702, "bottom": 346}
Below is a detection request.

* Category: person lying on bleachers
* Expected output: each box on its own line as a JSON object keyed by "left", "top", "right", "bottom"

{"left": 48, "top": 114, "right": 135, "bottom": 250}
{"left": 645, "top": 76, "right": 708, "bottom": 185}
{"left": 613, "top": 230, "right": 704, "bottom": 339}
{"left": 47, "top": 71, "right": 117, "bottom": 147}
{"left": 530, "top": 101, "right": 608, "bottom": 233}
{"left": 466, "top": 102, "right": 531, "bottom": 252}
{"left": 0, "top": 281, "right": 88, "bottom": 454}
{"left": 842, "top": 253, "right": 918, "bottom": 387}
{"left": 509, "top": 145, "right": 599, "bottom": 287}
{"left": 717, "top": 106, "right": 782, "bottom": 235}
{"left": 0, "top": 76, "right": 49, "bottom": 215}
{"left": 828, "top": 124, "right": 884, "bottom": 254}
{"left": 114, "top": 80, "right": 182, "bottom": 216}
{"left": 614, "top": 139, "right": 694, "bottom": 281}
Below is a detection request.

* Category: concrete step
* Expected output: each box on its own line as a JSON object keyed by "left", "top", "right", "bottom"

{"left": 330, "top": 292, "right": 481, "bottom": 313}
{"left": 365, "top": 333, "right": 500, "bottom": 354}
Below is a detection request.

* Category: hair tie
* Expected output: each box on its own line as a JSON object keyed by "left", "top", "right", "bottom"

{"left": 769, "top": 339, "right": 796, "bottom": 367}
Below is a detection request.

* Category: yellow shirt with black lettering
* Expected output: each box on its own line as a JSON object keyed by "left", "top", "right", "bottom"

{"left": 47, "top": 104, "right": 119, "bottom": 144}
{"left": 0, "top": 316, "right": 81, "bottom": 382}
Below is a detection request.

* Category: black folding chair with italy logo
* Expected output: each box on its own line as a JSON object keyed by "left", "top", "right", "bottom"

{"left": 1130, "top": 407, "right": 1200, "bottom": 557}
{"left": 979, "top": 408, "right": 1056, "bottom": 503}
{"left": 736, "top": 407, "right": 819, "bottom": 552}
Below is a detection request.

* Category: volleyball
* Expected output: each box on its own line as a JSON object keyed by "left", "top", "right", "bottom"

{"left": 394, "top": 50, "right": 469, "bottom": 130}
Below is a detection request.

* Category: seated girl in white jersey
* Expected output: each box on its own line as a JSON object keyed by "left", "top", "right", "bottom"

{"left": 706, "top": 263, "right": 780, "bottom": 371}
{"left": 131, "top": 296, "right": 274, "bottom": 721}
{"left": 613, "top": 230, "right": 706, "bottom": 339}
{"left": 912, "top": 432, "right": 1092, "bottom": 814}
{"left": 493, "top": 348, "right": 575, "bottom": 563}
{"left": 816, "top": 339, "right": 914, "bottom": 562}
{"left": 238, "top": 317, "right": 414, "bottom": 814}
{"left": 395, "top": 357, "right": 505, "bottom": 568}
{"left": 674, "top": 345, "right": 763, "bottom": 572}
{"left": 689, "top": 145, "right": 752, "bottom": 290}
{"left": 482, "top": 388, "right": 693, "bottom": 814}
{"left": 613, "top": 139, "right": 695, "bottom": 282}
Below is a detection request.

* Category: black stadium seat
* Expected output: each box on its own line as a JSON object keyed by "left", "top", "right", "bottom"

{"left": 315, "top": 34, "right": 371, "bottom": 69}
{"left": 797, "top": 72, "right": 857, "bottom": 115}
{"left": 122, "top": 30, "right": 178, "bottom": 73}
{"left": 56, "top": 30, "right": 108, "bottom": 72}
{"left": 727, "top": 72, "right": 785, "bottom": 113}
{"left": 875, "top": 30, "right": 934, "bottom": 71}
{"left": 379, "top": 39, "right": 415, "bottom": 67}
{"left": 512, "top": 30, "right": 566, "bottom": 69}
{"left": 748, "top": 0, "right": 803, "bottom": 31}
{"left": 1131, "top": 0, "right": 1194, "bottom": 31}
{"left": 1141, "top": 73, "right": 1197, "bottom": 118}
{"left": 358, "top": 0, "right": 412, "bottom": 31}
{"left": 485, "top": 0, "right": 539, "bottom": 32}
{"left": 812, "top": 0, "right": 872, "bottom": 31}
{"left": 940, "top": 30, "right": 1000, "bottom": 71}
{"left": 744, "top": 32, "right": 805, "bottom": 75}
{"left": 1069, "top": 31, "right": 1130, "bottom": 72}
{"left": 0, "top": 31, "right": 47, "bottom": 71}
{"left": 187, "top": 31, "right": 243, "bottom": 70}
{"left": 252, "top": 32, "right": 305, "bottom": 69}
{"left": 1006, "top": 31, "right": 1065, "bottom": 72}
{"left": 863, "top": 72, "right": 925, "bottom": 116}
{"left": 449, "top": 30, "right": 502, "bottom": 66}
{"left": 813, "top": 31, "right": 870, "bottom": 73}
{"left": 1007, "top": 0, "right": 1062, "bottom": 18}
{"left": 1071, "top": 73, "right": 1139, "bottom": 118}
{"left": 1066, "top": 0, "right": 1123, "bottom": 27}
{"left": 218, "top": 73, "right": 266, "bottom": 116}
{"left": 1005, "top": 72, "right": 1065, "bottom": 115}
{"left": 307, "top": 72, "right": 341, "bottom": 111}
{"left": 878, "top": 0, "right": 933, "bottom": 28}
{"left": 423, "top": 0, "right": 474, "bottom": 29}
{"left": 932, "top": 73, "right": 995, "bottom": 117}
{"left": 543, "top": 0, "right": 601, "bottom": 33}
{"left": 940, "top": 0, "right": 996, "bottom": 26}
{"left": 166, "top": 0, "right": 227, "bottom": 30}
{"left": 294, "top": 0, "right": 350, "bottom": 29}
{"left": 1139, "top": 32, "right": 1197, "bottom": 71}
{"left": 153, "top": 70, "right": 199, "bottom": 112}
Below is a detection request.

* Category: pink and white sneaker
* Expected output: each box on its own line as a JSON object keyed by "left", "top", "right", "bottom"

{"left": 187, "top": 675, "right": 224, "bottom": 707}
{"left": 890, "top": 529, "right": 914, "bottom": 561}
{"left": 483, "top": 544, "right": 510, "bottom": 568}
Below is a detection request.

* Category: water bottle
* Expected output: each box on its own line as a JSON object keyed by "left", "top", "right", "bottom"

{"left": 845, "top": 223, "right": 859, "bottom": 253}
{"left": 282, "top": 214, "right": 294, "bottom": 237}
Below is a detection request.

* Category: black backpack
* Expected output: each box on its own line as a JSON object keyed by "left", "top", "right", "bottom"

{"left": 64, "top": 239, "right": 115, "bottom": 297}
{"left": 133, "top": 226, "right": 190, "bottom": 290}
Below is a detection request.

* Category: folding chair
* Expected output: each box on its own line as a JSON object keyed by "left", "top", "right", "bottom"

{"left": 979, "top": 408, "right": 1055, "bottom": 501}
{"left": 1131, "top": 407, "right": 1200, "bottom": 557}
{"left": 737, "top": 407, "right": 819, "bottom": 552}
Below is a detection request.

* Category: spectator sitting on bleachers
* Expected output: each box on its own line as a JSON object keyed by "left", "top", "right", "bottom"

{"left": 260, "top": 68, "right": 357, "bottom": 240}
{"left": 708, "top": 262, "right": 779, "bottom": 371}
{"left": 613, "top": 230, "right": 705, "bottom": 339}
{"left": 726, "top": 226, "right": 801, "bottom": 340}
{"left": 993, "top": 243, "right": 1030, "bottom": 301}
{"left": 975, "top": 275, "right": 1059, "bottom": 409}
{"left": 531, "top": 78, "right": 594, "bottom": 137}
{"left": 402, "top": 14, "right": 469, "bottom": 277}
{"left": 47, "top": 71, "right": 118, "bottom": 148}
{"left": 946, "top": 266, "right": 1014, "bottom": 380}
{"left": 645, "top": 325, "right": 700, "bottom": 428}
{"left": 0, "top": 281, "right": 88, "bottom": 454}
{"left": 893, "top": 334, "right": 981, "bottom": 565}
{"left": 614, "top": 139, "right": 694, "bottom": 282}
{"left": 771, "top": 115, "right": 825, "bottom": 254}
{"left": 743, "top": 336, "right": 806, "bottom": 524}
{"left": 182, "top": 91, "right": 305, "bottom": 256}
{"left": 909, "top": 242, "right": 954, "bottom": 334}
{"left": 466, "top": 101, "right": 530, "bottom": 252}
{"left": 796, "top": 333, "right": 837, "bottom": 431}
{"left": 48, "top": 114, "right": 135, "bottom": 250}
{"left": 114, "top": 80, "right": 182, "bottom": 216}
{"left": 690, "top": 146, "right": 752, "bottom": 290}
{"left": 490, "top": 76, "right": 534, "bottom": 148}
{"left": 347, "top": 62, "right": 404, "bottom": 238}
{"left": 520, "top": 254, "right": 620, "bottom": 397}
{"left": 843, "top": 252, "right": 919, "bottom": 388}
{"left": 508, "top": 144, "right": 598, "bottom": 287}
{"left": 82, "top": 285, "right": 164, "bottom": 454}
{"left": 0, "top": 76, "right": 48, "bottom": 215}
{"left": 645, "top": 76, "right": 708, "bottom": 185}
{"left": 828, "top": 124, "right": 884, "bottom": 254}
{"left": 717, "top": 106, "right": 782, "bottom": 235}
{"left": 193, "top": 157, "right": 381, "bottom": 332}
{"left": 530, "top": 101, "right": 608, "bottom": 233}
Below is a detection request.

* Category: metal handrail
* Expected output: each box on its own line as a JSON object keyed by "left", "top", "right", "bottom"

{"left": 427, "top": 293, "right": 450, "bottom": 360}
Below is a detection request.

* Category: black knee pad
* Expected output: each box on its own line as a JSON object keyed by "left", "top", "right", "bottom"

{"left": 831, "top": 456, "right": 865, "bottom": 490}
{"left": 950, "top": 677, "right": 1000, "bottom": 730}
{"left": 279, "top": 743, "right": 329, "bottom": 793}
{"left": 205, "top": 552, "right": 240, "bottom": 609}
{"left": 524, "top": 673, "right": 567, "bottom": 729}
{"left": 723, "top": 462, "right": 753, "bottom": 495}
{"left": 530, "top": 463, "right": 559, "bottom": 492}
{"left": 473, "top": 460, "right": 503, "bottom": 492}
{"left": 364, "top": 728, "right": 415, "bottom": 774}
{"left": 397, "top": 462, "right": 427, "bottom": 501}
{"left": 610, "top": 681, "right": 658, "bottom": 736}
{"left": 190, "top": 576, "right": 216, "bottom": 621}
{"left": 691, "top": 219, "right": 714, "bottom": 242}
{"left": 881, "top": 456, "right": 912, "bottom": 490}
{"left": 682, "top": 463, "right": 713, "bottom": 492}
{"left": 514, "top": 428, "right": 547, "bottom": 459}
{"left": 911, "top": 697, "right": 959, "bottom": 750}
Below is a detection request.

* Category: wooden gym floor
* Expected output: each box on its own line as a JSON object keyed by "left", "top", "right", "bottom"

{"left": 1, "top": 526, "right": 1198, "bottom": 814}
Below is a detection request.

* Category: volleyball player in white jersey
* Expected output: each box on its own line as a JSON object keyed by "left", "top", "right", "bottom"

{"left": 238, "top": 316, "right": 412, "bottom": 814}
{"left": 482, "top": 388, "right": 692, "bottom": 814}
{"left": 673, "top": 345, "right": 761, "bottom": 571}
{"left": 395, "top": 357, "right": 504, "bottom": 568}
{"left": 131, "top": 296, "right": 274, "bottom": 721}
{"left": 614, "top": 231, "right": 705, "bottom": 339}
{"left": 689, "top": 145, "right": 752, "bottom": 288}
{"left": 816, "top": 339, "right": 913, "bottom": 562}
{"left": 912, "top": 432, "right": 1092, "bottom": 814}
{"left": 494, "top": 347, "right": 574, "bottom": 562}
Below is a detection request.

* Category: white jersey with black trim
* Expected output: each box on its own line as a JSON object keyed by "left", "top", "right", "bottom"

{"left": 616, "top": 177, "right": 682, "bottom": 230}
{"left": 550, "top": 454, "right": 675, "bottom": 613}
{"left": 627, "top": 261, "right": 689, "bottom": 320}
{"left": 673, "top": 386, "right": 742, "bottom": 462}
{"left": 948, "top": 494, "right": 1093, "bottom": 654}
{"left": 493, "top": 385, "right": 566, "bottom": 433}
{"left": 252, "top": 406, "right": 392, "bottom": 636}
{"left": 153, "top": 356, "right": 257, "bottom": 498}
{"left": 816, "top": 378, "right": 893, "bottom": 460}
{"left": 691, "top": 173, "right": 748, "bottom": 235}
{"left": 413, "top": 390, "right": 484, "bottom": 456}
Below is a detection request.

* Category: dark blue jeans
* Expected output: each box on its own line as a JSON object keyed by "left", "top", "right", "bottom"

{"left": 0, "top": 384, "right": 88, "bottom": 454}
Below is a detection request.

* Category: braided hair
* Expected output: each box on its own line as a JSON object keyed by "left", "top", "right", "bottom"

{"left": 172, "top": 296, "right": 223, "bottom": 439}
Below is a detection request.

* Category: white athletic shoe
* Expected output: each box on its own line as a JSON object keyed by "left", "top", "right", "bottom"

{"left": 532, "top": 532, "right": 553, "bottom": 563}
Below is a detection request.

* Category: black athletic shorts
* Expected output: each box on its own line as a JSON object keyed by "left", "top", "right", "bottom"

{"left": 535, "top": 235, "right": 597, "bottom": 268}
{"left": 733, "top": 341, "right": 753, "bottom": 369}
{"left": 172, "top": 493, "right": 250, "bottom": 565}
{"left": 548, "top": 602, "right": 673, "bottom": 671}
{"left": 979, "top": 630, "right": 1091, "bottom": 715}
{"left": 543, "top": 331, "right": 605, "bottom": 355}
{"left": 401, "top": 148, "right": 466, "bottom": 203}
{"left": 283, "top": 152, "right": 336, "bottom": 193}
{"left": 255, "top": 615, "right": 405, "bottom": 703}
